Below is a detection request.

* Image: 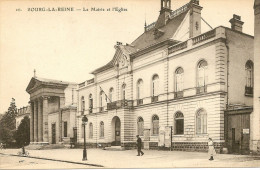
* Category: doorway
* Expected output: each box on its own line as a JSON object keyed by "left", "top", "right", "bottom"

{"left": 227, "top": 113, "right": 250, "bottom": 154}
{"left": 111, "top": 116, "right": 121, "bottom": 146}
{"left": 115, "top": 117, "right": 121, "bottom": 145}
{"left": 52, "top": 123, "right": 56, "bottom": 144}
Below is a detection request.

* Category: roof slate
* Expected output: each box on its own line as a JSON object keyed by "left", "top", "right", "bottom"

{"left": 130, "top": 10, "right": 188, "bottom": 50}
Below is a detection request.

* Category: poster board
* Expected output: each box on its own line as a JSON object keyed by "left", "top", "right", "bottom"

{"left": 158, "top": 126, "right": 165, "bottom": 147}
{"left": 164, "top": 126, "right": 172, "bottom": 147}
{"left": 143, "top": 129, "right": 150, "bottom": 141}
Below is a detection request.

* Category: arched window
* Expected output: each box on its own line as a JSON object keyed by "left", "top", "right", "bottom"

{"left": 152, "top": 75, "right": 159, "bottom": 96}
{"left": 174, "top": 112, "right": 184, "bottom": 135}
{"left": 197, "top": 60, "right": 208, "bottom": 87}
{"left": 152, "top": 115, "right": 159, "bottom": 135}
{"left": 175, "top": 67, "right": 184, "bottom": 92}
{"left": 137, "top": 79, "right": 143, "bottom": 100}
{"left": 245, "top": 61, "right": 253, "bottom": 95}
{"left": 89, "top": 94, "right": 93, "bottom": 113}
{"left": 81, "top": 96, "right": 85, "bottom": 114}
{"left": 122, "top": 84, "right": 126, "bottom": 100}
{"left": 89, "top": 123, "right": 93, "bottom": 139}
{"left": 137, "top": 117, "right": 144, "bottom": 136}
{"left": 100, "top": 121, "right": 104, "bottom": 138}
{"left": 109, "top": 88, "right": 114, "bottom": 102}
{"left": 196, "top": 109, "right": 207, "bottom": 134}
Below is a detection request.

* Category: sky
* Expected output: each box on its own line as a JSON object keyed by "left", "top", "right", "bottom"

{"left": 0, "top": 0, "right": 255, "bottom": 113}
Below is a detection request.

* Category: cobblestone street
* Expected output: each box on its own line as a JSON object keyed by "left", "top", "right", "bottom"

{"left": 1, "top": 148, "right": 259, "bottom": 168}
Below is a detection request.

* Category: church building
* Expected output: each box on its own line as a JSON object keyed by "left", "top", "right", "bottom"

{"left": 26, "top": 76, "right": 77, "bottom": 145}
{"left": 77, "top": 0, "right": 255, "bottom": 153}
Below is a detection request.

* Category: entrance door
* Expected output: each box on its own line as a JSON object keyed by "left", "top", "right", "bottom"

{"left": 227, "top": 113, "right": 250, "bottom": 154}
{"left": 115, "top": 118, "right": 121, "bottom": 146}
{"left": 231, "top": 128, "right": 239, "bottom": 153}
{"left": 52, "top": 123, "right": 56, "bottom": 144}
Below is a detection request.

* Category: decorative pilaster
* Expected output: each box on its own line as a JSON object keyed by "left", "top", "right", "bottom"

{"left": 38, "top": 98, "right": 43, "bottom": 142}
{"left": 42, "top": 96, "right": 49, "bottom": 143}
{"left": 33, "top": 100, "right": 38, "bottom": 142}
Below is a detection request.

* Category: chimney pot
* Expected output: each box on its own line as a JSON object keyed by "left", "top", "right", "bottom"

{"left": 229, "top": 14, "right": 244, "bottom": 32}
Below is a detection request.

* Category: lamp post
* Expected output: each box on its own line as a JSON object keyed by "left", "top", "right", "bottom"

{"left": 82, "top": 115, "right": 88, "bottom": 161}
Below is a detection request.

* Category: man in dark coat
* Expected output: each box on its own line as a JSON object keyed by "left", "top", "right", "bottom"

{"left": 136, "top": 135, "right": 144, "bottom": 156}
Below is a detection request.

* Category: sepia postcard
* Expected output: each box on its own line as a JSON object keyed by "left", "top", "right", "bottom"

{"left": 0, "top": 0, "right": 260, "bottom": 169}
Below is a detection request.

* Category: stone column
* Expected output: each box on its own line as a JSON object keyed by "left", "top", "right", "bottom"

{"left": 38, "top": 98, "right": 43, "bottom": 142}
{"left": 42, "top": 96, "right": 49, "bottom": 143}
{"left": 59, "top": 96, "right": 65, "bottom": 142}
{"left": 30, "top": 102, "right": 34, "bottom": 142}
{"left": 251, "top": 0, "right": 260, "bottom": 153}
{"left": 33, "top": 100, "right": 38, "bottom": 142}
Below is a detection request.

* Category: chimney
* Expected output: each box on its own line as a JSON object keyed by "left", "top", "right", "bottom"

{"left": 229, "top": 14, "right": 244, "bottom": 32}
{"left": 155, "top": 0, "right": 172, "bottom": 28}
{"left": 189, "top": 0, "right": 203, "bottom": 38}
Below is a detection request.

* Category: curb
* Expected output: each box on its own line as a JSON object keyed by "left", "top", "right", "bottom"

{"left": 0, "top": 153, "right": 104, "bottom": 167}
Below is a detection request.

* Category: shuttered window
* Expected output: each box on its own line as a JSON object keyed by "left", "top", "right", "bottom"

{"left": 196, "top": 109, "right": 207, "bottom": 134}
{"left": 137, "top": 117, "right": 144, "bottom": 136}
{"left": 152, "top": 115, "right": 159, "bottom": 135}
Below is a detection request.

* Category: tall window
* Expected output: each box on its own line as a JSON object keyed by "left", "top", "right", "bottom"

{"left": 175, "top": 67, "right": 184, "bottom": 92}
{"left": 137, "top": 79, "right": 143, "bottom": 99}
{"left": 63, "top": 121, "right": 67, "bottom": 137}
{"left": 100, "top": 121, "right": 104, "bottom": 138}
{"left": 197, "top": 60, "right": 208, "bottom": 87}
{"left": 196, "top": 109, "right": 207, "bottom": 134}
{"left": 89, "top": 123, "right": 93, "bottom": 139}
{"left": 89, "top": 94, "right": 93, "bottom": 113}
{"left": 152, "top": 115, "right": 159, "bottom": 135}
{"left": 109, "top": 88, "right": 114, "bottom": 102}
{"left": 174, "top": 112, "right": 184, "bottom": 135}
{"left": 152, "top": 75, "right": 159, "bottom": 96}
{"left": 137, "top": 117, "right": 144, "bottom": 136}
{"left": 245, "top": 61, "right": 253, "bottom": 88}
{"left": 122, "top": 84, "right": 126, "bottom": 100}
{"left": 81, "top": 96, "right": 85, "bottom": 113}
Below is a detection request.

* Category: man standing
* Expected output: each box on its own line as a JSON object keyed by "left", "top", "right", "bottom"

{"left": 136, "top": 135, "right": 144, "bottom": 156}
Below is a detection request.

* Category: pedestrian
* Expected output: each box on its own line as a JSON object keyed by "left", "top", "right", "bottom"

{"left": 136, "top": 135, "right": 144, "bottom": 156}
{"left": 208, "top": 138, "right": 216, "bottom": 161}
{"left": 0, "top": 143, "right": 3, "bottom": 150}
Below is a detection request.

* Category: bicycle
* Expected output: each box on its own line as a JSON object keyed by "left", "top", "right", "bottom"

{"left": 17, "top": 150, "right": 29, "bottom": 157}
{"left": 17, "top": 146, "right": 29, "bottom": 157}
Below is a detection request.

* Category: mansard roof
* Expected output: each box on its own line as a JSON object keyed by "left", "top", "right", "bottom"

{"left": 26, "top": 77, "right": 77, "bottom": 94}
{"left": 131, "top": 10, "right": 188, "bottom": 50}
{"left": 91, "top": 1, "right": 191, "bottom": 75}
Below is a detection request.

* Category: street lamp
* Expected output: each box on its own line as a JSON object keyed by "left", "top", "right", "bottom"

{"left": 82, "top": 115, "right": 88, "bottom": 161}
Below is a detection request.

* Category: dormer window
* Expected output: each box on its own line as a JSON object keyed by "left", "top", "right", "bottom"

{"left": 154, "top": 29, "right": 164, "bottom": 39}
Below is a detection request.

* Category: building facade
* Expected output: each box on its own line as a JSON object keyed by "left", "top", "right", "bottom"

{"left": 76, "top": 0, "right": 254, "bottom": 153}
{"left": 26, "top": 77, "right": 77, "bottom": 145}
{"left": 16, "top": 106, "right": 31, "bottom": 130}
{"left": 251, "top": 0, "right": 260, "bottom": 154}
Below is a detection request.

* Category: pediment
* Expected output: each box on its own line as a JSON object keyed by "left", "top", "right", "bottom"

{"left": 26, "top": 77, "right": 41, "bottom": 93}
{"left": 112, "top": 45, "right": 130, "bottom": 69}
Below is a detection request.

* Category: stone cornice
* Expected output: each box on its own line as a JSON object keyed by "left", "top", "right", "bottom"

{"left": 130, "top": 39, "right": 178, "bottom": 59}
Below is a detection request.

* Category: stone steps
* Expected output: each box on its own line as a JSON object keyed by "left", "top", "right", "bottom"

{"left": 104, "top": 146, "right": 125, "bottom": 151}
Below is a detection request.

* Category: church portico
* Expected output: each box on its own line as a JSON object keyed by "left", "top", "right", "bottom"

{"left": 26, "top": 76, "right": 77, "bottom": 145}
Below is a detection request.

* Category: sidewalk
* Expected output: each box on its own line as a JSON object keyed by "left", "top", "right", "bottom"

{"left": 1, "top": 148, "right": 260, "bottom": 168}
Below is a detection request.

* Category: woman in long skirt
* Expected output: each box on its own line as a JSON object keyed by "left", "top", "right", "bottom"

{"left": 208, "top": 138, "right": 216, "bottom": 160}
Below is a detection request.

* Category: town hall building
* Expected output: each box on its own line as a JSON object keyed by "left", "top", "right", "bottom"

{"left": 76, "top": 0, "right": 256, "bottom": 153}
{"left": 24, "top": 0, "right": 260, "bottom": 154}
